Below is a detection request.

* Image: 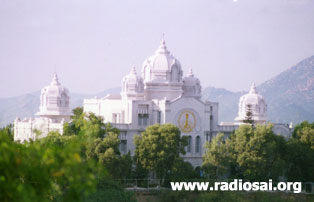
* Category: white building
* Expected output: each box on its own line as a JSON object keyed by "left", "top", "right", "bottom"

{"left": 84, "top": 39, "right": 220, "bottom": 167}
{"left": 14, "top": 73, "right": 71, "bottom": 142}
{"left": 84, "top": 39, "right": 292, "bottom": 166}
{"left": 13, "top": 39, "right": 292, "bottom": 166}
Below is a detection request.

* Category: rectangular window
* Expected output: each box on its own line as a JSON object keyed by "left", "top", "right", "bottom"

{"left": 157, "top": 111, "right": 161, "bottom": 124}
{"left": 210, "top": 116, "right": 213, "bottom": 131}
{"left": 138, "top": 114, "right": 143, "bottom": 126}
{"left": 120, "top": 131, "right": 127, "bottom": 140}
{"left": 206, "top": 133, "right": 213, "bottom": 142}
{"left": 143, "top": 114, "right": 149, "bottom": 126}
{"left": 195, "top": 136, "right": 200, "bottom": 153}
{"left": 119, "top": 132, "right": 127, "bottom": 154}
{"left": 187, "top": 136, "right": 192, "bottom": 153}
{"left": 138, "top": 104, "right": 149, "bottom": 127}
{"left": 120, "top": 140, "right": 127, "bottom": 154}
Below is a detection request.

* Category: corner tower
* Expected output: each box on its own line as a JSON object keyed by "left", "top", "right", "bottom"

{"left": 121, "top": 66, "right": 144, "bottom": 100}
{"left": 235, "top": 83, "right": 267, "bottom": 124}
{"left": 36, "top": 73, "right": 71, "bottom": 122}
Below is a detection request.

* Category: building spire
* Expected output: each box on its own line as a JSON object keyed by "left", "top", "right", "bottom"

{"left": 249, "top": 82, "right": 257, "bottom": 94}
{"left": 130, "top": 66, "right": 136, "bottom": 74}
{"left": 156, "top": 33, "right": 170, "bottom": 55}
{"left": 187, "top": 68, "right": 194, "bottom": 77}
{"left": 51, "top": 72, "right": 60, "bottom": 86}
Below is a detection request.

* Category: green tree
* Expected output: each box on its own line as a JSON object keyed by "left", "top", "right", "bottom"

{"left": 0, "top": 124, "right": 14, "bottom": 141}
{"left": 1, "top": 111, "right": 135, "bottom": 201}
{"left": 170, "top": 158, "right": 199, "bottom": 181}
{"left": 285, "top": 121, "right": 314, "bottom": 181}
{"left": 234, "top": 124, "right": 286, "bottom": 181}
{"left": 64, "top": 107, "right": 120, "bottom": 139}
{"left": 202, "top": 133, "right": 233, "bottom": 179}
{"left": 285, "top": 138, "right": 314, "bottom": 182}
{"left": 243, "top": 104, "right": 254, "bottom": 125}
{"left": 292, "top": 121, "right": 314, "bottom": 149}
{"left": 65, "top": 110, "right": 132, "bottom": 180}
{"left": 84, "top": 132, "right": 126, "bottom": 179}
{"left": 64, "top": 108, "right": 133, "bottom": 180}
{"left": 134, "top": 124, "right": 187, "bottom": 182}
{"left": 63, "top": 107, "right": 85, "bottom": 136}
{"left": 0, "top": 132, "right": 99, "bottom": 202}
{"left": 202, "top": 124, "right": 286, "bottom": 181}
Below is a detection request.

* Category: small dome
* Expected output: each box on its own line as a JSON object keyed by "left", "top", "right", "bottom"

{"left": 121, "top": 66, "right": 144, "bottom": 100}
{"left": 182, "top": 69, "right": 201, "bottom": 98}
{"left": 142, "top": 39, "right": 183, "bottom": 83}
{"left": 235, "top": 83, "right": 267, "bottom": 123}
{"left": 36, "top": 73, "right": 71, "bottom": 118}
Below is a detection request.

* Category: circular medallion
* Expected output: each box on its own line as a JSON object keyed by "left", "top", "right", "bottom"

{"left": 178, "top": 110, "right": 196, "bottom": 133}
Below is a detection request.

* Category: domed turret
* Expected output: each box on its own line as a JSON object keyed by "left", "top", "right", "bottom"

{"left": 36, "top": 73, "right": 71, "bottom": 122}
{"left": 142, "top": 38, "right": 183, "bottom": 83}
{"left": 141, "top": 38, "right": 184, "bottom": 100}
{"left": 235, "top": 83, "right": 267, "bottom": 123}
{"left": 182, "top": 69, "right": 201, "bottom": 98}
{"left": 121, "top": 66, "right": 144, "bottom": 100}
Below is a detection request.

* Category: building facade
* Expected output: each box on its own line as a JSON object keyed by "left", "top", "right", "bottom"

{"left": 83, "top": 39, "right": 292, "bottom": 166}
{"left": 84, "top": 39, "right": 220, "bottom": 167}
{"left": 14, "top": 39, "right": 293, "bottom": 166}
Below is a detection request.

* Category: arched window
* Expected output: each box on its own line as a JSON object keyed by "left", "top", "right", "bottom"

{"left": 186, "top": 136, "right": 192, "bottom": 153}
{"left": 195, "top": 136, "right": 200, "bottom": 153}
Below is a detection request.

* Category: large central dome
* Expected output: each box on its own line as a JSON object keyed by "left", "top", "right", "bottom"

{"left": 141, "top": 39, "right": 184, "bottom": 100}
{"left": 142, "top": 39, "right": 183, "bottom": 83}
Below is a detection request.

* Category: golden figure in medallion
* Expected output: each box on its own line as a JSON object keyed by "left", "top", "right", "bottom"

{"left": 178, "top": 110, "right": 196, "bottom": 133}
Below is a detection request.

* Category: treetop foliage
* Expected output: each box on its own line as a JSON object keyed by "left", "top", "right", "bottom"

{"left": 2, "top": 105, "right": 314, "bottom": 201}
{"left": 0, "top": 131, "right": 100, "bottom": 202}
{"left": 134, "top": 124, "right": 188, "bottom": 181}
{"left": 0, "top": 107, "right": 135, "bottom": 202}
{"left": 203, "top": 122, "right": 314, "bottom": 182}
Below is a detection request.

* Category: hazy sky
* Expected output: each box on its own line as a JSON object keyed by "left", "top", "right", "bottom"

{"left": 1, "top": 0, "right": 314, "bottom": 97}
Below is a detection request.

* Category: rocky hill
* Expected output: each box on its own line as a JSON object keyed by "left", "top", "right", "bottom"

{"left": 203, "top": 55, "right": 314, "bottom": 124}
{"left": 258, "top": 55, "right": 314, "bottom": 123}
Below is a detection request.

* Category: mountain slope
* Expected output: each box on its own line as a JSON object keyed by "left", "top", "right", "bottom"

{"left": 202, "top": 87, "right": 244, "bottom": 123}
{"left": 203, "top": 55, "right": 314, "bottom": 124}
{"left": 258, "top": 55, "right": 314, "bottom": 123}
